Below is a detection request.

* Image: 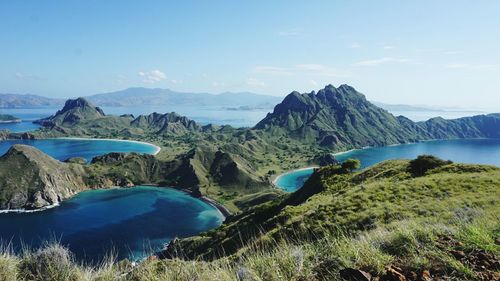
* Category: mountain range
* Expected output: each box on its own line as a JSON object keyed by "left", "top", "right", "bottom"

{"left": 0, "top": 88, "right": 282, "bottom": 109}
{"left": 1, "top": 84, "right": 499, "bottom": 210}
{"left": 256, "top": 84, "right": 500, "bottom": 148}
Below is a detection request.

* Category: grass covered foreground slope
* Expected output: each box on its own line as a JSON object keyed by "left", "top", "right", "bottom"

{"left": 157, "top": 156, "right": 500, "bottom": 279}
{"left": 0, "top": 156, "right": 498, "bottom": 280}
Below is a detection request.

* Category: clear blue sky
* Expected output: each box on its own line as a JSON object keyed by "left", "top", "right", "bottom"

{"left": 1, "top": 1, "right": 499, "bottom": 109}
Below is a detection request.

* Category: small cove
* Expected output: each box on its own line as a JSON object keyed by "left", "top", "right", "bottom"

{"left": 0, "top": 138, "right": 159, "bottom": 162}
{"left": 0, "top": 186, "right": 224, "bottom": 262}
{"left": 274, "top": 139, "right": 500, "bottom": 192}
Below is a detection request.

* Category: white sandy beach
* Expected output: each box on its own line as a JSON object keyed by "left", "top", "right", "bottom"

{"left": 56, "top": 137, "right": 161, "bottom": 155}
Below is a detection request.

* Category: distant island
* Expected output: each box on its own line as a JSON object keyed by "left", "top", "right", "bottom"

{"left": 0, "top": 87, "right": 282, "bottom": 109}
{"left": 0, "top": 114, "right": 21, "bottom": 123}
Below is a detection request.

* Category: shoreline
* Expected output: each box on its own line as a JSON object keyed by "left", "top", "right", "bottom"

{"left": 271, "top": 147, "right": 359, "bottom": 189}
{"left": 0, "top": 202, "right": 60, "bottom": 214}
{"left": 55, "top": 137, "right": 161, "bottom": 155}
{"left": 0, "top": 185, "right": 229, "bottom": 221}
{"left": 140, "top": 184, "right": 230, "bottom": 219}
{"left": 271, "top": 166, "right": 318, "bottom": 188}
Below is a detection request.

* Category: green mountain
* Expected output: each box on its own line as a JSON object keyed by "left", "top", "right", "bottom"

{"left": 0, "top": 145, "right": 88, "bottom": 209}
{"left": 130, "top": 112, "right": 202, "bottom": 135}
{"left": 255, "top": 84, "right": 500, "bottom": 148}
{"left": 34, "top": 97, "right": 106, "bottom": 127}
{"left": 0, "top": 143, "right": 270, "bottom": 211}
{"left": 33, "top": 97, "right": 204, "bottom": 137}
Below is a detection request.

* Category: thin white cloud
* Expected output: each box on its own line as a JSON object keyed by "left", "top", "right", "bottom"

{"left": 138, "top": 70, "right": 167, "bottom": 83}
{"left": 277, "top": 28, "right": 303, "bottom": 37}
{"left": 212, "top": 81, "right": 226, "bottom": 87}
{"left": 350, "top": 43, "right": 361, "bottom": 49}
{"left": 445, "top": 63, "right": 500, "bottom": 70}
{"left": 253, "top": 64, "right": 346, "bottom": 77}
{"left": 383, "top": 45, "right": 395, "bottom": 50}
{"left": 245, "top": 78, "right": 266, "bottom": 87}
{"left": 353, "top": 57, "right": 413, "bottom": 67}
{"left": 14, "top": 72, "right": 44, "bottom": 80}
{"left": 443, "top": 50, "right": 464, "bottom": 55}
{"left": 253, "top": 66, "right": 294, "bottom": 76}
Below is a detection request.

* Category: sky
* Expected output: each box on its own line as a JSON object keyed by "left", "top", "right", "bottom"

{"left": 1, "top": 0, "right": 499, "bottom": 110}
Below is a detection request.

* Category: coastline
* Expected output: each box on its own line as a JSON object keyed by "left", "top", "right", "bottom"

{"left": 271, "top": 166, "right": 318, "bottom": 188}
{"left": 0, "top": 185, "right": 230, "bottom": 221}
{"left": 55, "top": 137, "right": 161, "bottom": 156}
{"left": 271, "top": 147, "right": 358, "bottom": 189}
{"left": 0, "top": 202, "right": 60, "bottom": 214}
{"left": 141, "top": 184, "right": 230, "bottom": 219}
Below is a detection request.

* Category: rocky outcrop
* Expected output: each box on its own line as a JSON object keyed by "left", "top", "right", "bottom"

{"left": 35, "top": 97, "right": 105, "bottom": 127}
{"left": 0, "top": 145, "right": 89, "bottom": 209}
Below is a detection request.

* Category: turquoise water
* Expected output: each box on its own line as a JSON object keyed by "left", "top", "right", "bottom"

{"left": 0, "top": 186, "right": 223, "bottom": 262}
{"left": 0, "top": 138, "right": 157, "bottom": 162}
{"left": 275, "top": 139, "right": 500, "bottom": 192}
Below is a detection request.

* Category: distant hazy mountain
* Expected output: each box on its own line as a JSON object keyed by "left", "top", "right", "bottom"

{"left": 0, "top": 88, "right": 282, "bottom": 109}
{"left": 86, "top": 87, "right": 282, "bottom": 108}
{"left": 373, "top": 101, "right": 484, "bottom": 113}
{"left": 0, "top": 93, "right": 64, "bottom": 108}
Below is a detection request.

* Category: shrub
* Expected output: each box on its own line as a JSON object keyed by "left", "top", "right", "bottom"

{"left": 408, "top": 155, "right": 452, "bottom": 176}
{"left": 341, "top": 159, "right": 361, "bottom": 173}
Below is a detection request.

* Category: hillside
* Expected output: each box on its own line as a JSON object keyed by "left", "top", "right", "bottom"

{"left": 0, "top": 145, "right": 88, "bottom": 209}
{"left": 33, "top": 97, "right": 205, "bottom": 137}
{"left": 1, "top": 156, "right": 496, "bottom": 280}
{"left": 256, "top": 84, "right": 500, "bottom": 148}
{"left": 0, "top": 144, "right": 271, "bottom": 212}
{"left": 34, "top": 97, "right": 106, "bottom": 127}
{"left": 157, "top": 156, "right": 500, "bottom": 280}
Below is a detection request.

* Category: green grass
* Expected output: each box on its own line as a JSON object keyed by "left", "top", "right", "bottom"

{"left": 0, "top": 158, "right": 497, "bottom": 280}
{"left": 0, "top": 216, "right": 497, "bottom": 280}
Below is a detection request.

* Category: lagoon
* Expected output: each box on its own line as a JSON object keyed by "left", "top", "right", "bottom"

{"left": 0, "top": 138, "right": 159, "bottom": 162}
{"left": 0, "top": 186, "right": 223, "bottom": 262}
{"left": 275, "top": 139, "right": 500, "bottom": 192}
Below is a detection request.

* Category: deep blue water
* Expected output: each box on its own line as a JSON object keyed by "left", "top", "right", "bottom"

{"left": 0, "top": 186, "right": 223, "bottom": 262}
{"left": 0, "top": 138, "right": 158, "bottom": 162}
{"left": 275, "top": 139, "right": 500, "bottom": 192}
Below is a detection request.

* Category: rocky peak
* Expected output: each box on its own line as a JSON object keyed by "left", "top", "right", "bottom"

{"left": 35, "top": 97, "right": 105, "bottom": 127}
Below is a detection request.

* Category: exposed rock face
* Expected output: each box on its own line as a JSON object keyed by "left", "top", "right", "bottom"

{"left": 255, "top": 84, "right": 500, "bottom": 148}
{"left": 35, "top": 97, "right": 105, "bottom": 127}
{"left": 0, "top": 145, "right": 88, "bottom": 209}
